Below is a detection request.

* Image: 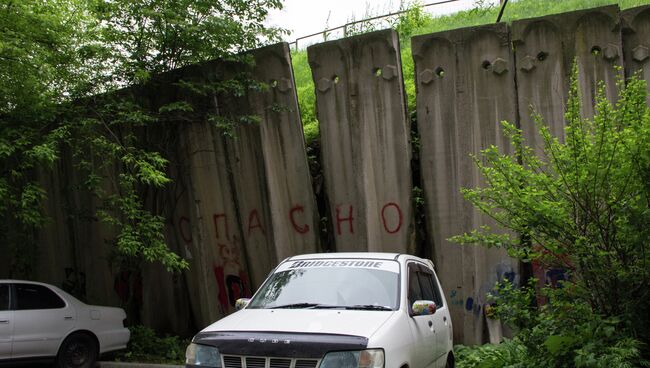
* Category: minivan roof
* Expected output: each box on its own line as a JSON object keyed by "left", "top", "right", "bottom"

{"left": 288, "top": 252, "right": 401, "bottom": 261}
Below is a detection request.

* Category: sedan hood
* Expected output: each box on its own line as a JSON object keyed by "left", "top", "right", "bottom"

{"left": 202, "top": 309, "right": 395, "bottom": 339}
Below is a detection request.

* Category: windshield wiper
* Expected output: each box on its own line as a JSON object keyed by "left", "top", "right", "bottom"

{"left": 270, "top": 303, "right": 322, "bottom": 309}
{"left": 344, "top": 304, "right": 393, "bottom": 311}
{"left": 269, "top": 303, "right": 393, "bottom": 310}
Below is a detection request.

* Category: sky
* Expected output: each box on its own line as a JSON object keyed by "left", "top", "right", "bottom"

{"left": 266, "top": 0, "right": 500, "bottom": 48}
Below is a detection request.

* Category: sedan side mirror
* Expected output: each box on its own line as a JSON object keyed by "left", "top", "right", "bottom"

{"left": 411, "top": 300, "right": 436, "bottom": 316}
{"left": 235, "top": 298, "right": 251, "bottom": 311}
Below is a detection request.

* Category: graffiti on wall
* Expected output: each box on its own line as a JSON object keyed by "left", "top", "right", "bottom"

{"left": 334, "top": 202, "right": 405, "bottom": 235}
{"left": 448, "top": 263, "right": 519, "bottom": 317}
{"left": 114, "top": 270, "right": 143, "bottom": 306}
{"left": 211, "top": 212, "right": 251, "bottom": 313}
{"left": 532, "top": 261, "right": 570, "bottom": 304}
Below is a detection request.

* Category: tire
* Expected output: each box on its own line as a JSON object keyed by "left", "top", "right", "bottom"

{"left": 445, "top": 352, "right": 455, "bottom": 368}
{"left": 56, "top": 333, "right": 98, "bottom": 368}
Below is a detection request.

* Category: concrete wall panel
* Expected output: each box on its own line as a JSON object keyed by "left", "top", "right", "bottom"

{"left": 512, "top": 20, "right": 567, "bottom": 147}
{"left": 222, "top": 43, "right": 320, "bottom": 289}
{"left": 308, "top": 30, "right": 414, "bottom": 253}
{"left": 251, "top": 44, "right": 320, "bottom": 262}
{"left": 412, "top": 23, "right": 520, "bottom": 345}
{"left": 181, "top": 119, "right": 250, "bottom": 328}
{"left": 622, "top": 5, "right": 650, "bottom": 105}
{"left": 224, "top": 108, "right": 277, "bottom": 289}
{"left": 513, "top": 5, "right": 622, "bottom": 152}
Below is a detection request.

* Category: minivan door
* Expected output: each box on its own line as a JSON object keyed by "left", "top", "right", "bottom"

{"left": 406, "top": 263, "right": 437, "bottom": 368}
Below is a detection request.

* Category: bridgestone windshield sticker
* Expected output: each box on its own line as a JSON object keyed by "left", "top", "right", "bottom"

{"left": 276, "top": 259, "right": 399, "bottom": 273}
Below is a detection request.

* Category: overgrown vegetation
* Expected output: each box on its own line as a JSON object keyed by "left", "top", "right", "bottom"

{"left": 1, "top": 0, "right": 284, "bottom": 278}
{"left": 114, "top": 325, "right": 189, "bottom": 365}
{"left": 451, "top": 66, "right": 650, "bottom": 365}
{"left": 455, "top": 282, "right": 649, "bottom": 367}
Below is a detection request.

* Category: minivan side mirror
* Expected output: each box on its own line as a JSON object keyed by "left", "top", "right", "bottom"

{"left": 411, "top": 300, "right": 436, "bottom": 316}
{"left": 235, "top": 298, "right": 251, "bottom": 311}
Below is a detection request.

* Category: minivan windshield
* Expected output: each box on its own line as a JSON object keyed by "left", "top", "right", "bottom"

{"left": 248, "top": 259, "right": 400, "bottom": 310}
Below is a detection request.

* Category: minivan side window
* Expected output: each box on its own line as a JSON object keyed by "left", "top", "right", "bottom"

{"left": 15, "top": 284, "right": 65, "bottom": 310}
{"left": 408, "top": 266, "right": 423, "bottom": 306}
{"left": 0, "top": 285, "right": 8, "bottom": 311}
{"left": 417, "top": 272, "right": 436, "bottom": 302}
{"left": 408, "top": 263, "right": 444, "bottom": 308}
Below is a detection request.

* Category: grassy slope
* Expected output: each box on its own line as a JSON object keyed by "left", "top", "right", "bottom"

{"left": 292, "top": 0, "right": 650, "bottom": 144}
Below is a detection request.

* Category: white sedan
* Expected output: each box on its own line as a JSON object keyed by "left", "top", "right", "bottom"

{"left": 0, "top": 280, "right": 130, "bottom": 368}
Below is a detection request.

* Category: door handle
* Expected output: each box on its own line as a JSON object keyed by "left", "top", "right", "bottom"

{"left": 0, "top": 320, "right": 9, "bottom": 324}
{"left": 64, "top": 316, "right": 73, "bottom": 320}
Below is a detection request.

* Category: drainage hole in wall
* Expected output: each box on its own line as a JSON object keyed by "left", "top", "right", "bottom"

{"left": 435, "top": 67, "right": 445, "bottom": 78}
{"left": 270, "top": 79, "right": 278, "bottom": 88}
{"left": 482, "top": 60, "right": 491, "bottom": 70}
{"left": 591, "top": 46, "right": 601, "bottom": 56}
{"left": 332, "top": 75, "right": 340, "bottom": 84}
{"left": 537, "top": 51, "right": 548, "bottom": 61}
{"left": 374, "top": 68, "right": 383, "bottom": 77}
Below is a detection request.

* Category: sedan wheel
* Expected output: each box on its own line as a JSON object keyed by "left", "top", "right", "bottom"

{"left": 57, "top": 333, "right": 98, "bottom": 368}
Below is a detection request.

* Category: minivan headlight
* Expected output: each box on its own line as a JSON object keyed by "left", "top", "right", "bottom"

{"left": 320, "top": 349, "right": 384, "bottom": 368}
{"left": 186, "top": 343, "right": 222, "bottom": 367}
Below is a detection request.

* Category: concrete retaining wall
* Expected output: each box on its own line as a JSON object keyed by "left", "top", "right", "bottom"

{"left": 308, "top": 30, "right": 414, "bottom": 253}
{"left": 4, "top": 4, "right": 649, "bottom": 345}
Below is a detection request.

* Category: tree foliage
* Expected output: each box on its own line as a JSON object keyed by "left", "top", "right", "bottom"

{"left": 0, "top": 0, "right": 284, "bottom": 276}
{"left": 452, "top": 66, "right": 650, "bottom": 361}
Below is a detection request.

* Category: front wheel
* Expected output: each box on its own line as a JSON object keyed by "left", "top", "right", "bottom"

{"left": 445, "top": 352, "right": 455, "bottom": 368}
{"left": 57, "top": 333, "right": 98, "bottom": 368}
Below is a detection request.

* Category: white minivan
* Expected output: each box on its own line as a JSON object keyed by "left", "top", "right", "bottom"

{"left": 186, "top": 252, "right": 454, "bottom": 368}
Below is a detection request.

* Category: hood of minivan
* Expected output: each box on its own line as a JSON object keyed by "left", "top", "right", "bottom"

{"left": 202, "top": 308, "right": 395, "bottom": 339}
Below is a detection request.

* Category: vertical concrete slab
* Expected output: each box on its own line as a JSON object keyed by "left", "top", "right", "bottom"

{"left": 34, "top": 161, "right": 80, "bottom": 291}
{"left": 512, "top": 5, "right": 622, "bottom": 151}
{"left": 165, "top": 134, "right": 212, "bottom": 331}
{"left": 33, "top": 142, "right": 122, "bottom": 309}
{"left": 222, "top": 95, "right": 278, "bottom": 289}
{"left": 135, "top": 63, "right": 250, "bottom": 328}
{"left": 220, "top": 43, "right": 320, "bottom": 288}
{"left": 163, "top": 155, "right": 201, "bottom": 334}
{"left": 412, "top": 23, "right": 520, "bottom": 345}
{"left": 622, "top": 5, "right": 650, "bottom": 105}
{"left": 250, "top": 44, "right": 320, "bottom": 263}
{"left": 181, "top": 118, "right": 250, "bottom": 327}
{"left": 308, "top": 30, "right": 414, "bottom": 253}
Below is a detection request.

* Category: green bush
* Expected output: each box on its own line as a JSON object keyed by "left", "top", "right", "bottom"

{"left": 456, "top": 280, "right": 649, "bottom": 368}
{"left": 114, "top": 325, "right": 190, "bottom": 364}
{"left": 452, "top": 67, "right": 650, "bottom": 365}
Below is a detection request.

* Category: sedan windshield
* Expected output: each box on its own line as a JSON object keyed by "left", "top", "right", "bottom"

{"left": 248, "top": 259, "right": 400, "bottom": 310}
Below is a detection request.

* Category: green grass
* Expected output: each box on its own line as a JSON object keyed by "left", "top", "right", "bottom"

{"left": 292, "top": 0, "right": 650, "bottom": 144}
{"left": 291, "top": 51, "right": 319, "bottom": 143}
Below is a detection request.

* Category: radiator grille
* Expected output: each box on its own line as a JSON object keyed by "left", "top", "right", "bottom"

{"left": 294, "top": 360, "right": 318, "bottom": 368}
{"left": 246, "top": 357, "right": 267, "bottom": 368}
{"left": 269, "top": 358, "right": 291, "bottom": 368}
{"left": 222, "top": 355, "right": 319, "bottom": 368}
{"left": 223, "top": 355, "right": 243, "bottom": 368}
